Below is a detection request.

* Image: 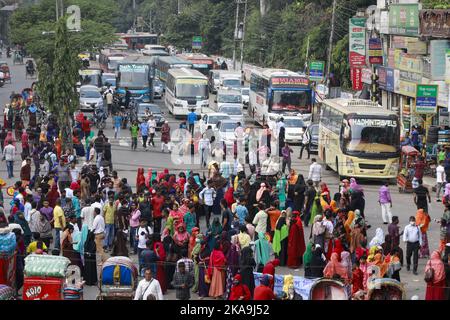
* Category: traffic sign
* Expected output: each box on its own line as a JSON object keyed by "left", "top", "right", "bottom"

{"left": 309, "top": 60, "right": 325, "bottom": 81}
{"left": 192, "top": 36, "right": 202, "bottom": 50}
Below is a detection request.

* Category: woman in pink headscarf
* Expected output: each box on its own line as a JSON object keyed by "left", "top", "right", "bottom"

{"left": 350, "top": 178, "right": 364, "bottom": 193}
{"left": 173, "top": 223, "right": 189, "bottom": 250}
{"left": 4, "top": 130, "right": 15, "bottom": 146}
{"left": 21, "top": 129, "right": 29, "bottom": 158}
{"left": 256, "top": 182, "right": 271, "bottom": 207}
{"left": 323, "top": 252, "right": 349, "bottom": 281}
{"left": 425, "top": 250, "right": 446, "bottom": 300}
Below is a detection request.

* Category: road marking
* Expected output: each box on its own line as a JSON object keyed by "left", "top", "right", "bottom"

{"left": 119, "top": 139, "right": 129, "bottom": 147}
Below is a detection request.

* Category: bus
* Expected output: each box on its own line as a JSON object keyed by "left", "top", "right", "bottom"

{"left": 98, "top": 49, "right": 130, "bottom": 73}
{"left": 249, "top": 69, "right": 313, "bottom": 126}
{"left": 318, "top": 99, "right": 400, "bottom": 179}
{"left": 116, "top": 32, "right": 159, "bottom": 50}
{"left": 142, "top": 49, "right": 170, "bottom": 58}
{"left": 176, "top": 53, "right": 216, "bottom": 76}
{"left": 79, "top": 69, "right": 102, "bottom": 88}
{"left": 116, "top": 56, "right": 154, "bottom": 102}
{"left": 165, "top": 68, "right": 209, "bottom": 116}
{"left": 155, "top": 56, "right": 193, "bottom": 84}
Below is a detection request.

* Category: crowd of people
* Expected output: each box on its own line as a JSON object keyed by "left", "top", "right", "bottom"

{"left": 1, "top": 87, "right": 450, "bottom": 301}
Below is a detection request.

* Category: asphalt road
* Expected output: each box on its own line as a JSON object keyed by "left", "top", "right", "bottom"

{"left": 0, "top": 53, "right": 442, "bottom": 300}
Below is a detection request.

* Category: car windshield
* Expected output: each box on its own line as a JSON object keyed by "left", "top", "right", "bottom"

{"left": 119, "top": 64, "right": 149, "bottom": 88}
{"left": 223, "top": 79, "right": 241, "bottom": 88}
{"left": 209, "top": 115, "right": 229, "bottom": 124}
{"left": 270, "top": 90, "right": 311, "bottom": 112}
{"left": 218, "top": 94, "right": 241, "bottom": 103}
{"left": 80, "top": 90, "right": 101, "bottom": 98}
{"left": 176, "top": 83, "right": 207, "bottom": 99}
{"left": 342, "top": 116, "right": 400, "bottom": 158}
{"left": 138, "top": 104, "right": 160, "bottom": 114}
{"left": 220, "top": 122, "right": 237, "bottom": 131}
{"left": 219, "top": 107, "right": 241, "bottom": 115}
{"left": 284, "top": 118, "right": 304, "bottom": 128}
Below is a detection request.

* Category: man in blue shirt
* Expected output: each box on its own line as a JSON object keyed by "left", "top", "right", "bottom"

{"left": 139, "top": 120, "right": 149, "bottom": 150}
{"left": 235, "top": 198, "right": 248, "bottom": 225}
{"left": 187, "top": 109, "right": 197, "bottom": 135}
{"left": 113, "top": 113, "right": 123, "bottom": 139}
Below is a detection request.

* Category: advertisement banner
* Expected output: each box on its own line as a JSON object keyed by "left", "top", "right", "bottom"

{"left": 392, "top": 36, "right": 427, "bottom": 54}
{"left": 398, "top": 80, "right": 417, "bottom": 97}
{"left": 309, "top": 60, "right": 325, "bottom": 81}
{"left": 362, "top": 67, "right": 372, "bottom": 84}
{"left": 349, "top": 18, "right": 367, "bottom": 67}
{"left": 416, "top": 84, "right": 438, "bottom": 114}
{"left": 192, "top": 36, "right": 202, "bottom": 49}
{"left": 377, "top": 66, "right": 387, "bottom": 89}
{"left": 421, "top": 77, "right": 449, "bottom": 108}
{"left": 386, "top": 67, "right": 395, "bottom": 92}
{"left": 388, "top": 3, "right": 419, "bottom": 36}
{"left": 351, "top": 67, "right": 363, "bottom": 90}
{"left": 399, "top": 70, "right": 421, "bottom": 83}
{"left": 446, "top": 49, "right": 450, "bottom": 85}
{"left": 368, "top": 38, "right": 383, "bottom": 65}
{"left": 429, "top": 40, "right": 450, "bottom": 81}
{"left": 394, "top": 49, "right": 422, "bottom": 73}
{"left": 379, "top": 10, "right": 389, "bottom": 34}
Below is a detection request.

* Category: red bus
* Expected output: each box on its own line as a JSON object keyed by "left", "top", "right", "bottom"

{"left": 116, "top": 32, "right": 159, "bottom": 50}
{"left": 176, "top": 53, "right": 218, "bottom": 76}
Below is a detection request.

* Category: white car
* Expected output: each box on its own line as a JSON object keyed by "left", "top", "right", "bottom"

{"left": 218, "top": 105, "right": 243, "bottom": 124}
{"left": 241, "top": 87, "right": 249, "bottom": 108}
{"left": 216, "top": 89, "right": 242, "bottom": 110}
{"left": 215, "top": 120, "right": 238, "bottom": 147}
{"left": 79, "top": 85, "right": 103, "bottom": 111}
{"left": 199, "top": 113, "right": 231, "bottom": 134}
{"left": 221, "top": 77, "right": 241, "bottom": 90}
{"left": 283, "top": 116, "right": 306, "bottom": 144}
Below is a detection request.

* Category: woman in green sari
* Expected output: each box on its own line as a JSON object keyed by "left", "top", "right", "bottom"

{"left": 276, "top": 175, "right": 288, "bottom": 210}
{"left": 309, "top": 195, "right": 323, "bottom": 226}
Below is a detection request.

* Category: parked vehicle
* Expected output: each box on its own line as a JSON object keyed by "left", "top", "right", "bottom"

{"left": 199, "top": 113, "right": 231, "bottom": 134}
{"left": 97, "top": 256, "right": 138, "bottom": 300}
{"left": 79, "top": 85, "right": 104, "bottom": 111}
{"left": 307, "top": 123, "right": 319, "bottom": 154}
{"left": 241, "top": 87, "right": 250, "bottom": 108}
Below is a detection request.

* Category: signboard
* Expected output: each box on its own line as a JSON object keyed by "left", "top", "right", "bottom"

{"left": 420, "top": 9, "right": 450, "bottom": 38}
{"left": 351, "top": 67, "right": 363, "bottom": 91}
{"left": 119, "top": 64, "right": 148, "bottom": 72}
{"left": 398, "top": 80, "right": 417, "bottom": 97}
{"left": 388, "top": 48, "right": 395, "bottom": 68}
{"left": 399, "top": 70, "right": 421, "bottom": 83}
{"left": 392, "top": 36, "right": 427, "bottom": 54}
{"left": 349, "top": 18, "right": 367, "bottom": 67}
{"left": 377, "top": 66, "right": 387, "bottom": 89}
{"left": 361, "top": 67, "right": 372, "bottom": 84}
{"left": 446, "top": 49, "right": 450, "bottom": 85}
{"left": 192, "top": 36, "right": 202, "bottom": 50}
{"left": 271, "top": 77, "right": 309, "bottom": 87}
{"left": 386, "top": 67, "right": 395, "bottom": 92}
{"left": 429, "top": 40, "right": 450, "bottom": 81}
{"left": 389, "top": 4, "right": 419, "bottom": 36}
{"left": 380, "top": 11, "right": 389, "bottom": 34}
{"left": 394, "top": 49, "right": 422, "bottom": 73}
{"left": 368, "top": 38, "right": 383, "bottom": 65}
{"left": 421, "top": 77, "right": 449, "bottom": 108}
{"left": 309, "top": 60, "right": 325, "bottom": 81}
{"left": 416, "top": 84, "right": 438, "bottom": 114}
{"left": 439, "top": 108, "right": 449, "bottom": 127}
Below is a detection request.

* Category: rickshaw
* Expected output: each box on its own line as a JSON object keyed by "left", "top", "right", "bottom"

{"left": 309, "top": 278, "right": 350, "bottom": 300}
{"left": 97, "top": 256, "right": 138, "bottom": 300}
{"left": 397, "top": 145, "right": 421, "bottom": 193}
{"left": 367, "top": 278, "right": 406, "bottom": 300}
{"left": 0, "top": 62, "right": 11, "bottom": 83}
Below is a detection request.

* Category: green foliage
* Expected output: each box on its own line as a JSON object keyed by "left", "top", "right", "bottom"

{"left": 422, "top": 0, "right": 450, "bottom": 9}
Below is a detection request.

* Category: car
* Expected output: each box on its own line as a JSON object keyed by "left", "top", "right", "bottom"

{"left": 135, "top": 103, "right": 165, "bottom": 129}
{"left": 221, "top": 76, "right": 241, "bottom": 90}
{"left": 153, "top": 79, "right": 164, "bottom": 99}
{"left": 241, "top": 87, "right": 249, "bottom": 108}
{"left": 215, "top": 89, "right": 242, "bottom": 111}
{"left": 215, "top": 119, "right": 238, "bottom": 147}
{"left": 199, "top": 113, "right": 231, "bottom": 134}
{"left": 218, "top": 105, "right": 243, "bottom": 124}
{"left": 79, "top": 85, "right": 103, "bottom": 111}
{"left": 307, "top": 123, "right": 319, "bottom": 154}
{"left": 283, "top": 116, "right": 306, "bottom": 144}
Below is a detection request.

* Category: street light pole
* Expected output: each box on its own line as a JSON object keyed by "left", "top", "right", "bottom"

{"left": 239, "top": 0, "right": 247, "bottom": 72}
{"left": 232, "top": 0, "right": 240, "bottom": 71}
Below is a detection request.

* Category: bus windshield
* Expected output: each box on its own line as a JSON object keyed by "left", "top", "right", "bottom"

{"left": 176, "top": 83, "right": 207, "bottom": 100}
{"left": 80, "top": 75, "right": 100, "bottom": 87}
{"left": 342, "top": 116, "right": 400, "bottom": 158}
{"left": 270, "top": 90, "right": 311, "bottom": 112}
{"left": 119, "top": 64, "right": 149, "bottom": 88}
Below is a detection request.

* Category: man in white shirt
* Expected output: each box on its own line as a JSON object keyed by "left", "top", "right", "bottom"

{"left": 199, "top": 180, "right": 216, "bottom": 228}
{"left": 403, "top": 215, "right": 422, "bottom": 275}
{"left": 92, "top": 207, "right": 106, "bottom": 263}
{"left": 252, "top": 203, "right": 268, "bottom": 235}
{"left": 134, "top": 268, "right": 164, "bottom": 300}
{"left": 220, "top": 159, "right": 232, "bottom": 180}
{"left": 308, "top": 158, "right": 322, "bottom": 188}
{"left": 211, "top": 143, "right": 224, "bottom": 164}
{"left": 80, "top": 204, "right": 95, "bottom": 230}
{"left": 3, "top": 141, "right": 16, "bottom": 178}
{"left": 276, "top": 117, "right": 285, "bottom": 137}
{"left": 147, "top": 115, "right": 156, "bottom": 147}
{"left": 198, "top": 134, "right": 211, "bottom": 168}
{"left": 436, "top": 160, "right": 446, "bottom": 201}
{"left": 234, "top": 123, "right": 245, "bottom": 163}
{"left": 24, "top": 195, "right": 32, "bottom": 222}
{"left": 69, "top": 162, "right": 80, "bottom": 183}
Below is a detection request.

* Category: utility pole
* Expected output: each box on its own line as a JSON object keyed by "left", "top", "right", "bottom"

{"left": 304, "top": 35, "right": 310, "bottom": 74}
{"left": 239, "top": 0, "right": 248, "bottom": 72}
{"left": 232, "top": 0, "right": 240, "bottom": 71}
{"left": 326, "top": 0, "right": 337, "bottom": 91}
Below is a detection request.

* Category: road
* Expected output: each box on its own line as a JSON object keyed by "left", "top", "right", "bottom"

{"left": 0, "top": 54, "right": 441, "bottom": 300}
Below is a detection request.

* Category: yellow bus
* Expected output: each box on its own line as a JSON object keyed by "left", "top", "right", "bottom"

{"left": 318, "top": 99, "right": 400, "bottom": 179}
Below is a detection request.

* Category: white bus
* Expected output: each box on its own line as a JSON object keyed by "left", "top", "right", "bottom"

{"left": 165, "top": 68, "right": 209, "bottom": 116}
{"left": 319, "top": 99, "right": 400, "bottom": 180}
{"left": 249, "top": 68, "right": 313, "bottom": 126}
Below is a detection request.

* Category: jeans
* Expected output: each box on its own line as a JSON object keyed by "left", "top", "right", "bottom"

{"left": 436, "top": 182, "right": 445, "bottom": 199}
{"left": 200, "top": 148, "right": 208, "bottom": 167}
{"left": 299, "top": 143, "right": 310, "bottom": 159}
{"left": 142, "top": 135, "right": 148, "bottom": 149}
{"left": 153, "top": 217, "right": 162, "bottom": 234}
{"left": 6, "top": 160, "right": 13, "bottom": 178}
{"left": 204, "top": 205, "right": 213, "bottom": 228}
{"left": 282, "top": 158, "right": 291, "bottom": 174}
{"left": 114, "top": 126, "right": 120, "bottom": 139}
{"left": 130, "top": 226, "right": 138, "bottom": 253}
{"left": 380, "top": 202, "right": 392, "bottom": 223}
{"left": 104, "top": 224, "right": 115, "bottom": 248}
{"left": 189, "top": 123, "right": 194, "bottom": 135}
{"left": 132, "top": 137, "right": 137, "bottom": 150}
{"left": 149, "top": 133, "right": 155, "bottom": 147}
{"left": 406, "top": 241, "right": 419, "bottom": 272}
{"left": 97, "top": 152, "right": 103, "bottom": 168}
{"left": 54, "top": 228, "right": 62, "bottom": 250}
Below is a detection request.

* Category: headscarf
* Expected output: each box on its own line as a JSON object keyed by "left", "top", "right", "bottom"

{"left": 340, "top": 251, "right": 352, "bottom": 279}
{"left": 323, "top": 252, "right": 348, "bottom": 280}
{"left": 312, "top": 215, "right": 325, "bottom": 236}
{"left": 425, "top": 250, "right": 446, "bottom": 284}
{"left": 47, "top": 183, "right": 60, "bottom": 208}
{"left": 350, "top": 178, "right": 363, "bottom": 193}
{"left": 208, "top": 247, "right": 226, "bottom": 277}
{"left": 5, "top": 131, "right": 15, "bottom": 146}
{"left": 372, "top": 253, "right": 388, "bottom": 277}
{"left": 288, "top": 170, "right": 298, "bottom": 185}
{"left": 136, "top": 168, "right": 146, "bottom": 192}
{"left": 320, "top": 183, "right": 331, "bottom": 203}
{"left": 445, "top": 183, "right": 450, "bottom": 197}
{"left": 248, "top": 174, "right": 257, "bottom": 186}
{"left": 369, "top": 228, "right": 385, "bottom": 247}
{"left": 415, "top": 209, "right": 430, "bottom": 233}
{"left": 351, "top": 209, "right": 365, "bottom": 229}
{"left": 173, "top": 224, "right": 189, "bottom": 245}
{"left": 303, "top": 242, "right": 313, "bottom": 266}
{"left": 256, "top": 183, "right": 268, "bottom": 202}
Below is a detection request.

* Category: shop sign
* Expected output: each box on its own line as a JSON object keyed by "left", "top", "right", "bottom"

{"left": 439, "top": 108, "right": 449, "bottom": 127}
{"left": 389, "top": 3, "right": 420, "bottom": 36}
{"left": 388, "top": 48, "right": 395, "bottom": 68}
{"left": 394, "top": 49, "right": 422, "bottom": 73}
{"left": 392, "top": 36, "right": 427, "bottom": 54}
{"left": 415, "top": 84, "right": 438, "bottom": 114}
{"left": 421, "top": 77, "right": 449, "bottom": 108}
{"left": 361, "top": 67, "right": 372, "bottom": 84}
{"left": 377, "top": 66, "right": 387, "bottom": 89}
{"left": 429, "top": 40, "right": 450, "bottom": 81}
{"left": 398, "top": 80, "right": 417, "bottom": 97}
{"left": 309, "top": 60, "right": 325, "bottom": 81}
{"left": 386, "top": 67, "right": 395, "bottom": 92}
{"left": 399, "top": 70, "right": 421, "bottom": 83}
{"left": 349, "top": 18, "right": 367, "bottom": 67}
{"left": 368, "top": 38, "right": 383, "bottom": 65}
{"left": 379, "top": 10, "right": 389, "bottom": 34}
{"left": 420, "top": 9, "right": 450, "bottom": 38}
{"left": 351, "top": 67, "right": 363, "bottom": 91}
{"left": 394, "top": 69, "right": 401, "bottom": 93}
{"left": 446, "top": 49, "right": 450, "bottom": 85}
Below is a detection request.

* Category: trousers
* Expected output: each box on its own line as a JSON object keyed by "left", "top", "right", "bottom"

{"left": 380, "top": 202, "right": 392, "bottom": 223}
{"left": 406, "top": 241, "right": 419, "bottom": 272}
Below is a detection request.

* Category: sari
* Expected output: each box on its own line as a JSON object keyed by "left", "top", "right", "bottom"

{"left": 425, "top": 250, "right": 446, "bottom": 300}
{"left": 323, "top": 252, "right": 348, "bottom": 280}
{"left": 208, "top": 249, "right": 226, "bottom": 297}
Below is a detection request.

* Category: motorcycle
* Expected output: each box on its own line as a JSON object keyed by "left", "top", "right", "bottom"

{"left": 94, "top": 107, "right": 107, "bottom": 130}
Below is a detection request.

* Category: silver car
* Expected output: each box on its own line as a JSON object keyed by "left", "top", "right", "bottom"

{"left": 218, "top": 105, "right": 243, "bottom": 124}
{"left": 79, "top": 85, "right": 103, "bottom": 111}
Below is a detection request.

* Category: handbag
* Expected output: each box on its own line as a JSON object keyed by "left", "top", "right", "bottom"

{"left": 424, "top": 261, "right": 434, "bottom": 283}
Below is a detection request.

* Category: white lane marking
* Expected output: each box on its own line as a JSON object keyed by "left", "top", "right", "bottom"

{"left": 119, "top": 139, "right": 130, "bottom": 147}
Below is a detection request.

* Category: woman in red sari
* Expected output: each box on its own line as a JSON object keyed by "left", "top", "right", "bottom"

{"left": 153, "top": 233, "right": 167, "bottom": 294}
{"left": 208, "top": 241, "right": 226, "bottom": 298}
{"left": 425, "top": 250, "right": 446, "bottom": 300}
{"left": 287, "top": 211, "right": 306, "bottom": 268}
{"left": 323, "top": 252, "right": 349, "bottom": 280}
{"left": 47, "top": 183, "right": 60, "bottom": 208}
{"left": 319, "top": 182, "right": 331, "bottom": 203}
{"left": 136, "top": 168, "right": 146, "bottom": 193}
{"left": 224, "top": 186, "right": 235, "bottom": 208}
{"left": 188, "top": 227, "right": 200, "bottom": 258}
{"left": 332, "top": 238, "right": 344, "bottom": 261}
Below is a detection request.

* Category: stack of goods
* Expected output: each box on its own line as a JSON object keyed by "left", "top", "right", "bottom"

{"left": 24, "top": 254, "right": 70, "bottom": 278}
{"left": 63, "top": 287, "right": 83, "bottom": 300}
{"left": 0, "top": 285, "right": 15, "bottom": 300}
{"left": 0, "top": 230, "right": 17, "bottom": 256}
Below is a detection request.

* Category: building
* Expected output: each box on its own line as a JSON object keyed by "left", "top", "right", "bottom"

{"left": 0, "top": 4, "right": 18, "bottom": 44}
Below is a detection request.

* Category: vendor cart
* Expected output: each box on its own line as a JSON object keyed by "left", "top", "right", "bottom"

{"left": 397, "top": 146, "right": 421, "bottom": 193}
{"left": 97, "top": 256, "right": 138, "bottom": 300}
{"left": 23, "top": 254, "right": 71, "bottom": 300}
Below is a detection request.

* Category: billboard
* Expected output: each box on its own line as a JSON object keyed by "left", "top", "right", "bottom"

{"left": 349, "top": 17, "right": 367, "bottom": 67}
{"left": 351, "top": 67, "right": 363, "bottom": 91}
{"left": 309, "top": 60, "right": 325, "bottom": 81}
{"left": 389, "top": 3, "right": 419, "bottom": 36}
{"left": 416, "top": 84, "right": 438, "bottom": 114}
{"left": 368, "top": 38, "right": 383, "bottom": 65}
{"left": 429, "top": 40, "right": 450, "bottom": 81}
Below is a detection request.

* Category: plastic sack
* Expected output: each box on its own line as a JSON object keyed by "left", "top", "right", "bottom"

{"left": 24, "top": 254, "right": 70, "bottom": 278}
{"left": 0, "top": 232, "right": 16, "bottom": 256}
